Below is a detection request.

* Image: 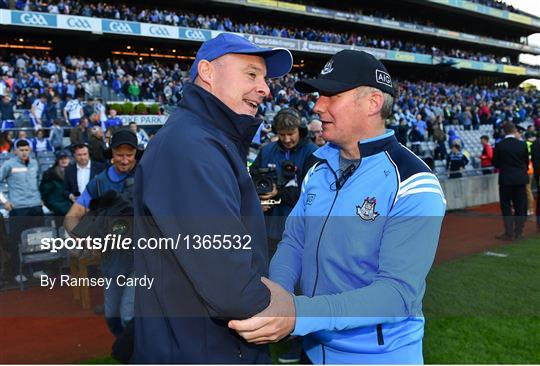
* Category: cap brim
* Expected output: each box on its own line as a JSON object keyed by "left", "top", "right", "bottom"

{"left": 234, "top": 47, "right": 293, "bottom": 78}
{"left": 295, "top": 78, "right": 358, "bottom": 95}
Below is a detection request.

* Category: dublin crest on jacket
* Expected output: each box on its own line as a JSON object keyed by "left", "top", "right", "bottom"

{"left": 356, "top": 197, "right": 379, "bottom": 221}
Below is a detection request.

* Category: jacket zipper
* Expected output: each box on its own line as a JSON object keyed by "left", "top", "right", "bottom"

{"left": 311, "top": 162, "right": 339, "bottom": 297}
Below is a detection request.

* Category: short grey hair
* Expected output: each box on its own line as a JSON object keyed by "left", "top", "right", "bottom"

{"left": 356, "top": 87, "right": 394, "bottom": 120}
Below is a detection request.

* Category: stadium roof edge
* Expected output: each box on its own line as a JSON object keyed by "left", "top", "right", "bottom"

{"left": 207, "top": 0, "right": 540, "bottom": 55}
{"left": 404, "top": 0, "right": 540, "bottom": 33}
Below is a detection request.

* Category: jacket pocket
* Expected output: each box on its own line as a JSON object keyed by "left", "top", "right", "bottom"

{"left": 376, "top": 324, "right": 384, "bottom": 346}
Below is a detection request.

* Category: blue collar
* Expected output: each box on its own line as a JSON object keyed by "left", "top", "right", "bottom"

{"left": 315, "top": 129, "right": 399, "bottom": 160}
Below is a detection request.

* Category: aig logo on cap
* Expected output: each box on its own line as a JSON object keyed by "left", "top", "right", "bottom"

{"left": 320, "top": 59, "right": 334, "bottom": 75}
{"left": 375, "top": 69, "right": 392, "bottom": 87}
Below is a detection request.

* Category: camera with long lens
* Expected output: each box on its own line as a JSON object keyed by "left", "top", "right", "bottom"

{"left": 280, "top": 160, "right": 296, "bottom": 183}
{"left": 251, "top": 160, "right": 298, "bottom": 206}
{"left": 251, "top": 165, "right": 277, "bottom": 195}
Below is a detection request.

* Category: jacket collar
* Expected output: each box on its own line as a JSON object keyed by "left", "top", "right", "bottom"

{"left": 314, "top": 129, "right": 399, "bottom": 161}
{"left": 180, "top": 83, "right": 262, "bottom": 150}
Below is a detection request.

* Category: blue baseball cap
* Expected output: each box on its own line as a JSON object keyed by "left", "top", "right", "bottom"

{"left": 189, "top": 33, "right": 293, "bottom": 80}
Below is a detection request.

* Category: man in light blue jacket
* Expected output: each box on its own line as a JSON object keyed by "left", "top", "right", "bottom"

{"left": 229, "top": 50, "right": 446, "bottom": 364}
{"left": 0, "top": 139, "right": 43, "bottom": 282}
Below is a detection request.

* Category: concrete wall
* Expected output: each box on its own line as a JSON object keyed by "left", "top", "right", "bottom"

{"left": 439, "top": 173, "right": 499, "bottom": 210}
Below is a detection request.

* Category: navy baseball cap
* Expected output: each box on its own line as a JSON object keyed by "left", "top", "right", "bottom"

{"left": 189, "top": 33, "right": 293, "bottom": 80}
{"left": 295, "top": 50, "right": 396, "bottom": 97}
{"left": 110, "top": 129, "right": 138, "bottom": 149}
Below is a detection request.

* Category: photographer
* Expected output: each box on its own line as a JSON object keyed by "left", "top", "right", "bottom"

{"left": 64, "top": 130, "right": 139, "bottom": 338}
{"left": 250, "top": 108, "right": 318, "bottom": 255}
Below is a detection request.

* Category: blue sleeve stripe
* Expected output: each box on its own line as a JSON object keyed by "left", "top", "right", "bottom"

{"left": 400, "top": 172, "right": 438, "bottom": 188}
{"left": 398, "top": 179, "right": 442, "bottom": 196}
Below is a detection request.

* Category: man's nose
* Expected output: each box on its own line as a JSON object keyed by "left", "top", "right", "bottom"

{"left": 313, "top": 97, "right": 327, "bottom": 114}
{"left": 257, "top": 79, "right": 270, "bottom": 98}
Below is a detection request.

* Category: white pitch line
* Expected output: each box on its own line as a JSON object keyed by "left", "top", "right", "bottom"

{"left": 484, "top": 251, "right": 509, "bottom": 258}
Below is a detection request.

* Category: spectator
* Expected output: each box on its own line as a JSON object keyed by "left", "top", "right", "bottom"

{"left": 0, "top": 139, "right": 43, "bottom": 283}
{"left": 39, "top": 151, "right": 72, "bottom": 221}
{"left": 525, "top": 131, "right": 536, "bottom": 215}
{"left": 531, "top": 136, "right": 540, "bottom": 231}
{"left": 30, "top": 94, "right": 47, "bottom": 130}
{"left": 105, "top": 109, "right": 123, "bottom": 132}
{"left": 446, "top": 143, "right": 469, "bottom": 178}
{"left": 395, "top": 118, "right": 409, "bottom": 145}
{"left": 70, "top": 117, "right": 89, "bottom": 145}
{"left": 31, "top": 129, "right": 53, "bottom": 153}
{"left": 414, "top": 114, "right": 427, "bottom": 137}
{"left": 94, "top": 98, "right": 108, "bottom": 130}
{"left": 0, "top": 132, "right": 12, "bottom": 153}
{"left": 433, "top": 126, "right": 447, "bottom": 160}
{"left": 480, "top": 135, "right": 494, "bottom": 174}
{"left": 45, "top": 95, "right": 63, "bottom": 126}
{"left": 82, "top": 98, "right": 95, "bottom": 119}
{"left": 63, "top": 94, "right": 83, "bottom": 128}
{"left": 88, "top": 125, "right": 107, "bottom": 163}
{"left": 307, "top": 119, "right": 325, "bottom": 147}
{"left": 12, "top": 130, "right": 31, "bottom": 150}
{"left": 127, "top": 81, "right": 141, "bottom": 101}
{"left": 129, "top": 122, "right": 149, "bottom": 149}
{"left": 493, "top": 123, "right": 529, "bottom": 241}
{"left": 408, "top": 125, "right": 424, "bottom": 156}
{"left": 49, "top": 119, "right": 65, "bottom": 152}
{"left": 64, "top": 143, "right": 106, "bottom": 203}
{"left": 447, "top": 128, "right": 464, "bottom": 149}
{"left": 1, "top": 95, "right": 16, "bottom": 131}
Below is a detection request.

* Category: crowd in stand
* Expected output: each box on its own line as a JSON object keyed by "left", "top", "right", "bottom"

{"left": 0, "top": 53, "right": 188, "bottom": 111}
{"left": 0, "top": 0, "right": 522, "bottom": 66}
{"left": 2, "top": 51, "right": 540, "bottom": 177}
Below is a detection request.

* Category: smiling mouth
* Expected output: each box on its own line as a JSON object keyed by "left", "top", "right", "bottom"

{"left": 244, "top": 99, "right": 259, "bottom": 111}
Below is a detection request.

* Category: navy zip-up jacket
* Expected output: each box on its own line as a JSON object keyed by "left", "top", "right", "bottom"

{"left": 133, "top": 83, "right": 271, "bottom": 363}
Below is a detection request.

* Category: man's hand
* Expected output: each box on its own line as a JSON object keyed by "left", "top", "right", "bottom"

{"left": 228, "top": 277, "right": 296, "bottom": 344}
{"left": 259, "top": 184, "right": 278, "bottom": 212}
{"left": 69, "top": 193, "right": 77, "bottom": 203}
{"left": 3, "top": 202, "right": 13, "bottom": 211}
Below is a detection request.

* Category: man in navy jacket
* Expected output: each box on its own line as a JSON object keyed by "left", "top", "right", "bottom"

{"left": 132, "top": 34, "right": 292, "bottom": 363}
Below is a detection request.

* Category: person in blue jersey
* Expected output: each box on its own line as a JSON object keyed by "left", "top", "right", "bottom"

{"left": 229, "top": 50, "right": 447, "bottom": 364}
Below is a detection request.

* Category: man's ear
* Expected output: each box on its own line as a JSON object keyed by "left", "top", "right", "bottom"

{"left": 368, "top": 91, "right": 384, "bottom": 116}
{"left": 197, "top": 60, "right": 213, "bottom": 85}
